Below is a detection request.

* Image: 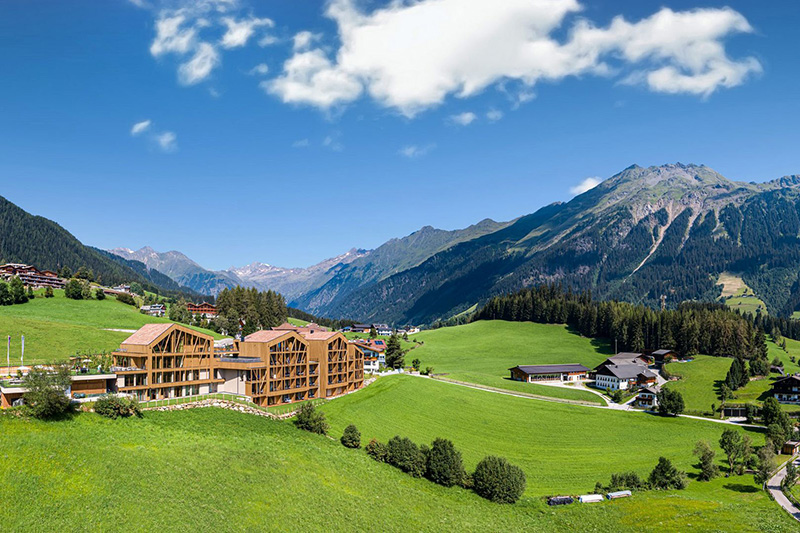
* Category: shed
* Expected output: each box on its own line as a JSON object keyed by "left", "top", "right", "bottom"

{"left": 782, "top": 440, "right": 800, "bottom": 455}
{"left": 578, "top": 494, "right": 604, "bottom": 503}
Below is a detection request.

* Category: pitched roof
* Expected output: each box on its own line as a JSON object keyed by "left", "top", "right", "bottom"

{"left": 121, "top": 323, "right": 175, "bottom": 346}
{"left": 596, "top": 364, "right": 655, "bottom": 380}
{"left": 652, "top": 349, "right": 674, "bottom": 356}
{"left": 245, "top": 330, "right": 294, "bottom": 343}
{"left": 510, "top": 364, "right": 590, "bottom": 375}
{"left": 301, "top": 331, "right": 339, "bottom": 341}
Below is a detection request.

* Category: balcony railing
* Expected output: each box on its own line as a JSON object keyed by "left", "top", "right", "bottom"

{"left": 111, "top": 366, "right": 146, "bottom": 372}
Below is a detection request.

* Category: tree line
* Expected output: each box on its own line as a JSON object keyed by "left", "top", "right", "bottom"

{"left": 474, "top": 284, "right": 767, "bottom": 359}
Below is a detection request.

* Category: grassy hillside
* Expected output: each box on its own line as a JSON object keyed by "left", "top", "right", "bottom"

{"left": 1, "top": 389, "right": 794, "bottom": 532}
{"left": 717, "top": 272, "right": 768, "bottom": 316}
{"left": 0, "top": 290, "right": 219, "bottom": 365}
{"left": 411, "top": 321, "right": 611, "bottom": 404}
{"left": 320, "top": 375, "right": 793, "bottom": 531}
{"left": 664, "top": 356, "right": 732, "bottom": 414}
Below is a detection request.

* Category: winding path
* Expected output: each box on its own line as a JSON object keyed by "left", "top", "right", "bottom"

{"left": 767, "top": 457, "right": 800, "bottom": 522}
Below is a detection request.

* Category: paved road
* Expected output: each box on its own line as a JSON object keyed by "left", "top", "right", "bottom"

{"left": 767, "top": 458, "right": 800, "bottom": 522}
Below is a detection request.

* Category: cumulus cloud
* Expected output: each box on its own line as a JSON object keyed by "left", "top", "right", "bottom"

{"left": 398, "top": 144, "right": 435, "bottom": 159}
{"left": 570, "top": 177, "right": 601, "bottom": 195}
{"left": 268, "top": 0, "right": 760, "bottom": 115}
{"left": 292, "top": 31, "right": 320, "bottom": 52}
{"left": 143, "top": 0, "right": 274, "bottom": 86}
{"left": 450, "top": 112, "right": 477, "bottom": 126}
{"left": 156, "top": 131, "right": 178, "bottom": 152}
{"left": 130, "top": 119, "right": 152, "bottom": 136}
{"left": 220, "top": 16, "right": 274, "bottom": 49}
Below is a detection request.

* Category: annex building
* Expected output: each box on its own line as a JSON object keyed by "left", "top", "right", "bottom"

{"left": 112, "top": 323, "right": 364, "bottom": 407}
{"left": 509, "top": 364, "right": 589, "bottom": 382}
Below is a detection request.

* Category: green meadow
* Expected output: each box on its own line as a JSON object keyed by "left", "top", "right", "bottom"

{"left": 0, "top": 290, "right": 219, "bottom": 365}
{"left": 410, "top": 321, "right": 611, "bottom": 404}
{"left": 1, "top": 378, "right": 795, "bottom": 532}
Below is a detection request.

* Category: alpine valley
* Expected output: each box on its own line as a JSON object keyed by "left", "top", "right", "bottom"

{"left": 102, "top": 163, "right": 800, "bottom": 324}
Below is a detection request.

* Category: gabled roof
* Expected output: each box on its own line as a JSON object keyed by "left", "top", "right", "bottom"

{"left": 596, "top": 364, "right": 655, "bottom": 380}
{"left": 773, "top": 375, "right": 800, "bottom": 388}
{"left": 244, "top": 330, "right": 294, "bottom": 343}
{"left": 651, "top": 349, "right": 675, "bottom": 356}
{"left": 510, "top": 364, "right": 590, "bottom": 375}
{"left": 121, "top": 323, "right": 175, "bottom": 346}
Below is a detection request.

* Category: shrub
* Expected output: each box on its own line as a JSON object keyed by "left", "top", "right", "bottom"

{"left": 94, "top": 395, "right": 142, "bottom": 419}
{"left": 648, "top": 457, "right": 687, "bottom": 490}
{"left": 293, "top": 403, "right": 329, "bottom": 435}
{"left": 366, "top": 438, "right": 388, "bottom": 462}
{"left": 95, "top": 288, "right": 106, "bottom": 300}
{"left": 472, "top": 455, "right": 527, "bottom": 504}
{"left": 64, "top": 279, "right": 83, "bottom": 300}
{"left": 116, "top": 292, "right": 137, "bottom": 306}
{"left": 22, "top": 366, "right": 73, "bottom": 419}
{"left": 341, "top": 424, "right": 361, "bottom": 448}
{"left": 426, "top": 438, "right": 465, "bottom": 487}
{"left": 44, "top": 286, "right": 54, "bottom": 298}
{"left": 386, "top": 436, "right": 426, "bottom": 477}
{"left": 693, "top": 440, "right": 719, "bottom": 481}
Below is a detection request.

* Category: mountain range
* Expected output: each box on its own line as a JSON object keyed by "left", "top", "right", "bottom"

{"left": 111, "top": 163, "right": 800, "bottom": 324}
{"left": 5, "top": 162, "right": 800, "bottom": 325}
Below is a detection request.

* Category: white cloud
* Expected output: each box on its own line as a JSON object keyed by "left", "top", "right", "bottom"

{"left": 249, "top": 63, "right": 269, "bottom": 76}
{"left": 130, "top": 119, "right": 152, "bottom": 136}
{"left": 486, "top": 110, "right": 503, "bottom": 122}
{"left": 156, "top": 131, "right": 178, "bottom": 152}
{"left": 450, "top": 112, "right": 477, "bottom": 126}
{"left": 144, "top": 1, "right": 273, "bottom": 87}
{"left": 570, "top": 177, "right": 601, "bottom": 195}
{"left": 178, "top": 42, "right": 220, "bottom": 85}
{"left": 268, "top": 1, "right": 760, "bottom": 115}
{"left": 398, "top": 144, "right": 435, "bottom": 158}
{"left": 292, "top": 31, "right": 320, "bottom": 52}
{"left": 220, "top": 16, "right": 274, "bottom": 49}
{"left": 323, "top": 134, "right": 344, "bottom": 152}
{"left": 258, "top": 34, "right": 279, "bottom": 47}
{"left": 292, "top": 139, "right": 310, "bottom": 148}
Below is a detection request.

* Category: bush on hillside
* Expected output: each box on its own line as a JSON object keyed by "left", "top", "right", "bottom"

{"left": 64, "top": 279, "right": 83, "bottom": 300}
{"left": 293, "top": 403, "right": 328, "bottom": 435}
{"left": 94, "top": 394, "right": 141, "bottom": 419}
{"left": 116, "top": 292, "right": 136, "bottom": 306}
{"left": 426, "top": 438, "right": 465, "bottom": 487}
{"left": 44, "top": 286, "right": 54, "bottom": 298}
{"left": 595, "top": 471, "right": 647, "bottom": 493}
{"left": 386, "top": 436, "right": 426, "bottom": 477}
{"left": 0, "top": 282, "right": 12, "bottom": 305}
{"left": 95, "top": 288, "right": 106, "bottom": 300}
{"left": 657, "top": 389, "right": 685, "bottom": 416}
{"left": 366, "top": 438, "right": 388, "bottom": 462}
{"left": 472, "top": 455, "right": 527, "bottom": 504}
{"left": 648, "top": 457, "right": 687, "bottom": 490}
{"left": 341, "top": 424, "right": 361, "bottom": 448}
{"left": 22, "top": 365, "right": 73, "bottom": 419}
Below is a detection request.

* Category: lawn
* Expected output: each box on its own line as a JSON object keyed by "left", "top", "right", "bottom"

{"left": 1, "top": 388, "right": 794, "bottom": 532}
{"left": 0, "top": 290, "right": 220, "bottom": 365}
{"left": 320, "top": 375, "right": 793, "bottom": 531}
{"left": 409, "top": 321, "right": 611, "bottom": 404}
{"left": 717, "top": 273, "right": 768, "bottom": 316}
{"left": 664, "top": 356, "right": 732, "bottom": 414}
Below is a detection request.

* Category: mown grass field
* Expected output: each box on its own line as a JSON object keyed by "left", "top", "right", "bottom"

{"left": 665, "top": 356, "right": 732, "bottom": 414}
{"left": 0, "top": 290, "right": 219, "bottom": 365}
{"left": 320, "top": 375, "right": 793, "bottom": 531}
{"left": 2, "top": 382, "right": 795, "bottom": 532}
{"left": 410, "top": 321, "right": 611, "bottom": 404}
{"left": 717, "top": 272, "right": 768, "bottom": 316}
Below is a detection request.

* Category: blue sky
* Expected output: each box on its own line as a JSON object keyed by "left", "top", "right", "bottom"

{"left": 0, "top": 0, "right": 798, "bottom": 270}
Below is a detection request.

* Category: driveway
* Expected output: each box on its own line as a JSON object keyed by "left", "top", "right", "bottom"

{"left": 767, "top": 458, "right": 800, "bottom": 522}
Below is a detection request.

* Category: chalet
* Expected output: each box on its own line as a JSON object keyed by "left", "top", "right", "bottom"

{"left": 351, "top": 324, "right": 372, "bottom": 333}
{"left": 373, "top": 324, "right": 392, "bottom": 336}
{"left": 140, "top": 304, "right": 166, "bottom": 317}
{"left": 771, "top": 375, "right": 800, "bottom": 404}
{"left": 352, "top": 338, "right": 386, "bottom": 372}
{"left": 594, "top": 364, "right": 657, "bottom": 391}
{"left": 509, "top": 364, "right": 589, "bottom": 382}
{"left": 187, "top": 302, "right": 217, "bottom": 319}
{"left": 651, "top": 349, "right": 678, "bottom": 362}
{"left": 0, "top": 263, "right": 66, "bottom": 289}
{"left": 636, "top": 385, "right": 659, "bottom": 409}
